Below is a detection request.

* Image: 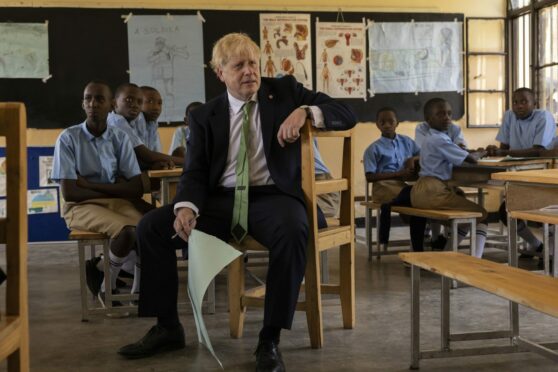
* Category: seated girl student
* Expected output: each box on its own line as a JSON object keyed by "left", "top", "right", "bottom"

{"left": 486, "top": 87, "right": 556, "bottom": 263}
{"left": 168, "top": 101, "right": 203, "bottom": 158}
{"left": 363, "top": 107, "right": 425, "bottom": 251}
{"left": 410, "top": 98, "right": 489, "bottom": 258}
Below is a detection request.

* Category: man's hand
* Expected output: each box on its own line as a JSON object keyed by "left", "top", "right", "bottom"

{"left": 277, "top": 107, "right": 307, "bottom": 147}
{"left": 403, "top": 157, "right": 416, "bottom": 171}
{"left": 470, "top": 149, "right": 488, "bottom": 161}
{"left": 173, "top": 207, "right": 197, "bottom": 242}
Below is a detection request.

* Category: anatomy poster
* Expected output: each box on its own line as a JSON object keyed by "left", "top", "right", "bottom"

{"left": 368, "top": 22, "right": 463, "bottom": 94}
{"left": 0, "top": 23, "right": 49, "bottom": 78}
{"left": 128, "top": 15, "right": 205, "bottom": 123}
{"left": 259, "top": 13, "right": 313, "bottom": 90}
{"left": 316, "top": 21, "right": 366, "bottom": 99}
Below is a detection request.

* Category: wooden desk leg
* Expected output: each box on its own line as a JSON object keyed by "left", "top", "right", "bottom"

{"left": 161, "top": 179, "right": 170, "bottom": 205}
{"left": 544, "top": 223, "right": 550, "bottom": 276}
{"left": 441, "top": 276, "right": 450, "bottom": 351}
{"left": 410, "top": 265, "right": 420, "bottom": 370}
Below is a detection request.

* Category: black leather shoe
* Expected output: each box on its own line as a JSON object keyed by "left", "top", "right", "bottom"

{"left": 118, "top": 324, "right": 185, "bottom": 359}
{"left": 255, "top": 339, "right": 285, "bottom": 372}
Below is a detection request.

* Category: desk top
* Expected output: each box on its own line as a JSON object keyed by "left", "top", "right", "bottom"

{"left": 476, "top": 158, "right": 554, "bottom": 168}
{"left": 491, "top": 168, "right": 558, "bottom": 184}
{"left": 399, "top": 252, "right": 558, "bottom": 318}
{"left": 147, "top": 168, "right": 183, "bottom": 178}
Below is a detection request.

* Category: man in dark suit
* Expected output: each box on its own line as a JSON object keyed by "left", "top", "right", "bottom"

{"left": 119, "top": 33, "right": 357, "bottom": 371}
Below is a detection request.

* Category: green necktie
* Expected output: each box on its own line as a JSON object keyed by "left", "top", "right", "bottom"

{"left": 231, "top": 101, "right": 254, "bottom": 243}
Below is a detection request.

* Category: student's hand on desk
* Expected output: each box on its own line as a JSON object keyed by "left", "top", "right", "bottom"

{"left": 173, "top": 207, "right": 197, "bottom": 242}
{"left": 151, "top": 159, "right": 175, "bottom": 170}
{"left": 485, "top": 145, "right": 503, "bottom": 156}
{"left": 277, "top": 108, "right": 306, "bottom": 147}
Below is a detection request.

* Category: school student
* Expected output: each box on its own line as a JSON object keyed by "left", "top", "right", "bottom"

{"left": 107, "top": 83, "right": 183, "bottom": 170}
{"left": 168, "top": 101, "right": 203, "bottom": 158}
{"left": 140, "top": 86, "right": 163, "bottom": 153}
{"left": 51, "top": 81, "right": 147, "bottom": 306}
{"left": 363, "top": 107, "right": 425, "bottom": 251}
{"left": 486, "top": 87, "right": 556, "bottom": 261}
{"left": 410, "top": 98, "right": 489, "bottom": 258}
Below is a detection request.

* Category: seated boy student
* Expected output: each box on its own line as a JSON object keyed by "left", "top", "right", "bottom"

{"left": 414, "top": 105, "right": 467, "bottom": 149}
{"left": 363, "top": 107, "right": 426, "bottom": 251}
{"left": 410, "top": 98, "right": 490, "bottom": 258}
{"left": 168, "top": 101, "right": 203, "bottom": 159}
{"left": 107, "top": 83, "right": 184, "bottom": 170}
{"left": 140, "top": 86, "right": 163, "bottom": 153}
{"left": 486, "top": 87, "right": 556, "bottom": 262}
{"left": 51, "top": 81, "right": 149, "bottom": 306}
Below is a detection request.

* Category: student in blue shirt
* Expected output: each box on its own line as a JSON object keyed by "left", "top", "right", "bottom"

{"left": 107, "top": 83, "right": 183, "bottom": 170}
{"left": 411, "top": 98, "right": 489, "bottom": 258}
{"left": 140, "top": 86, "right": 163, "bottom": 153}
{"left": 364, "top": 107, "right": 425, "bottom": 250}
{"left": 486, "top": 87, "right": 557, "bottom": 262}
{"left": 168, "top": 101, "right": 203, "bottom": 158}
{"left": 415, "top": 117, "right": 467, "bottom": 149}
{"left": 52, "top": 81, "right": 149, "bottom": 306}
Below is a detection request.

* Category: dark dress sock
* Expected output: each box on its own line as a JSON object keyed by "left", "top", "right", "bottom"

{"left": 157, "top": 313, "right": 180, "bottom": 330}
{"left": 259, "top": 326, "right": 281, "bottom": 343}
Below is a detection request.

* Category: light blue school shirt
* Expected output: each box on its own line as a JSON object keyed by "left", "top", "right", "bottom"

{"left": 145, "top": 119, "right": 162, "bottom": 153}
{"left": 168, "top": 126, "right": 190, "bottom": 155}
{"left": 107, "top": 111, "right": 148, "bottom": 148}
{"left": 495, "top": 109, "right": 556, "bottom": 150}
{"left": 314, "top": 139, "right": 331, "bottom": 175}
{"left": 415, "top": 122, "right": 467, "bottom": 148}
{"left": 419, "top": 129, "right": 468, "bottom": 181}
{"left": 51, "top": 122, "right": 141, "bottom": 184}
{"left": 363, "top": 134, "right": 420, "bottom": 174}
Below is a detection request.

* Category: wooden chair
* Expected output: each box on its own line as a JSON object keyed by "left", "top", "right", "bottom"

{"left": 0, "top": 103, "right": 29, "bottom": 371}
{"left": 228, "top": 121, "right": 354, "bottom": 348}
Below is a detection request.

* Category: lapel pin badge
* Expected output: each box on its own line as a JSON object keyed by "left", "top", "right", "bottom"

{"left": 268, "top": 94, "right": 273, "bottom": 99}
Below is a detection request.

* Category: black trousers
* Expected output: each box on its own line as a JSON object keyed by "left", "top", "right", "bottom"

{"left": 379, "top": 185, "right": 426, "bottom": 251}
{"left": 137, "top": 185, "right": 323, "bottom": 330}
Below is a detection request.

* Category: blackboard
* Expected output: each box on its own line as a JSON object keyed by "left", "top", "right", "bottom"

{"left": 0, "top": 8, "right": 464, "bottom": 128}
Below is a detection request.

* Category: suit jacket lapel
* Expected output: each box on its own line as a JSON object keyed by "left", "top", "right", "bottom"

{"left": 208, "top": 94, "right": 230, "bottom": 174}
{"left": 258, "top": 83, "right": 275, "bottom": 159}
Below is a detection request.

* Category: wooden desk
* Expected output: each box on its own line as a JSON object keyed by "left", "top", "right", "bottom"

{"left": 147, "top": 168, "right": 182, "bottom": 205}
{"left": 492, "top": 169, "right": 558, "bottom": 276}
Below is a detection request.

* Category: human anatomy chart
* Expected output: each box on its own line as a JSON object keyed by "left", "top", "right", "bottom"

{"left": 316, "top": 21, "right": 366, "bottom": 99}
{"left": 127, "top": 15, "right": 205, "bottom": 123}
{"left": 368, "top": 21, "right": 463, "bottom": 94}
{"left": 259, "top": 13, "right": 313, "bottom": 90}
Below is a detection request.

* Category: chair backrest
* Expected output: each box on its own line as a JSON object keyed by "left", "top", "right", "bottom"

{"left": 0, "top": 102, "right": 29, "bottom": 370}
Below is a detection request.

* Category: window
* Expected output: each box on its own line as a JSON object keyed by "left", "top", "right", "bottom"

{"left": 508, "top": 0, "right": 558, "bottom": 122}
{"left": 466, "top": 18, "right": 507, "bottom": 127}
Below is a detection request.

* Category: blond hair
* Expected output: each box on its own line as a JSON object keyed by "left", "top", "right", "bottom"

{"left": 210, "top": 33, "right": 260, "bottom": 73}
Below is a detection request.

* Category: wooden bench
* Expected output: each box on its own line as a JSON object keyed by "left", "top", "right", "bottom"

{"left": 68, "top": 230, "right": 137, "bottom": 320}
{"left": 399, "top": 252, "right": 558, "bottom": 369}
{"left": 360, "top": 201, "right": 482, "bottom": 259}
{"left": 509, "top": 210, "right": 558, "bottom": 276}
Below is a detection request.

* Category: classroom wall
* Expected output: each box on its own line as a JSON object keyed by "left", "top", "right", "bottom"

{"left": 5, "top": 0, "right": 508, "bottom": 212}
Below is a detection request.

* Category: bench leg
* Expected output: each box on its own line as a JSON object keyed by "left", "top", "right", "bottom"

{"left": 320, "top": 251, "right": 329, "bottom": 284}
{"left": 78, "top": 242, "right": 89, "bottom": 322}
{"left": 441, "top": 276, "right": 450, "bottom": 351}
{"left": 366, "top": 206, "right": 372, "bottom": 261}
{"left": 543, "top": 223, "right": 550, "bottom": 276}
{"left": 410, "top": 265, "right": 420, "bottom": 369}
{"left": 507, "top": 217, "right": 520, "bottom": 345}
{"left": 375, "top": 210, "right": 381, "bottom": 260}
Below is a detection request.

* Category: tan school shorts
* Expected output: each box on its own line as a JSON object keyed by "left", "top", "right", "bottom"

{"left": 372, "top": 180, "right": 408, "bottom": 204}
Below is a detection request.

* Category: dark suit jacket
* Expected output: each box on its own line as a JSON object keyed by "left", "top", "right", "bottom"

{"left": 174, "top": 75, "right": 357, "bottom": 211}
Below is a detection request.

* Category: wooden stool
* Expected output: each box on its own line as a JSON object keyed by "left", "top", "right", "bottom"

{"left": 68, "top": 230, "right": 137, "bottom": 321}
